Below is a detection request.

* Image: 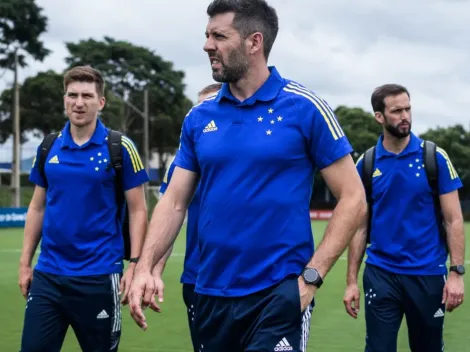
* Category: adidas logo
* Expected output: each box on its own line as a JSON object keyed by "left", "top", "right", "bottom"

{"left": 372, "top": 168, "right": 382, "bottom": 177}
{"left": 274, "top": 338, "right": 293, "bottom": 351}
{"left": 203, "top": 120, "right": 218, "bottom": 133}
{"left": 434, "top": 308, "right": 444, "bottom": 318}
{"left": 97, "top": 309, "right": 109, "bottom": 319}
{"left": 48, "top": 155, "right": 59, "bottom": 164}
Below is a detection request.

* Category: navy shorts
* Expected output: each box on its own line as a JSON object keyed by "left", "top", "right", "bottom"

{"left": 20, "top": 269, "right": 122, "bottom": 352}
{"left": 182, "top": 283, "right": 198, "bottom": 352}
{"left": 195, "top": 275, "right": 314, "bottom": 352}
{"left": 363, "top": 264, "right": 446, "bottom": 352}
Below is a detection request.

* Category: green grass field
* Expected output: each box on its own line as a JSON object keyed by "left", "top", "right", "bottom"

{"left": 1, "top": 222, "right": 469, "bottom": 351}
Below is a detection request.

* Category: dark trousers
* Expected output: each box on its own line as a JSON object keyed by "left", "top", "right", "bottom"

{"left": 363, "top": 264, "right": 446, "bottom": 352}
{"left": 182, "top": 283, "right": 199, "bottom": 352}
{"left": 20, "top": 269, "right": 122, "bottom": 352}
{"left": 195, "top": 275, "right": 314, "bottom": 352}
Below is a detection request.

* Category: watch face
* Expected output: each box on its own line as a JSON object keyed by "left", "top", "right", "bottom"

{"left": 458, "top": 265, "right": 466, "bottom": 274}
{"left": 304, "top": 269, "right": 319, "bottom": 283}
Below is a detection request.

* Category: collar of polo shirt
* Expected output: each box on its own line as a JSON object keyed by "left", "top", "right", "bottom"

{"left": 375, "top": 132, "right": 421, "bottom": 159}
{"left": 215, "top": 66, "right": 284, "bottom": 105}
{"left": 60, "top": 119, "right": 108, "bottom": 149}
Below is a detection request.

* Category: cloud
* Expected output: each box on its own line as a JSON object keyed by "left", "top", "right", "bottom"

{"left": 1, "top": 0, "right": 469, "bottom": 161}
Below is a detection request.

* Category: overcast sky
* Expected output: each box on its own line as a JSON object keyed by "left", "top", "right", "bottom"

{"left": 1, "top": 0, "right": 469, "bottom": 161}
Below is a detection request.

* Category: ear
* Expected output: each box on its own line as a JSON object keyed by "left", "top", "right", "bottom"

{"left": 247, "top": 32, "right": 264, "bottom": 56}
{"left": 99, "top": 96, "right": 106, "bottom": 111}
{"left": 374, "top": 111, "right": 384, "bottom": 124}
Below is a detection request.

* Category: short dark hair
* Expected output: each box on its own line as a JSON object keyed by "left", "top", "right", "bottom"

{"left": 371, "top": 84, "right": 410, "bottom": 114}
{"left": 198, "top": 83, "right": 222, "bottom": 97}
{"left": 207, "top": 0, "right": 279, "bottom": 60}
{"left": 63, "top": 65, "right": 105, "bottom": 97}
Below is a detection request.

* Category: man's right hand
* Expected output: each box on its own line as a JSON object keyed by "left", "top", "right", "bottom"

{"left": 343, "top": 283, "right": 361, "bottom": 319}
{"left": 128, "top": 270, "right": 161, "bottom": 331}
{"left": 18, "top": 265, "right": 33, "bottom": 299}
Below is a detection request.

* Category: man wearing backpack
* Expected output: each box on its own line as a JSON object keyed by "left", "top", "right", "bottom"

{"left": 343, "top": 84, "right": 465, "bottom": 352}
{"left": 18, "top": 65, "right": 149, "bottom": 352}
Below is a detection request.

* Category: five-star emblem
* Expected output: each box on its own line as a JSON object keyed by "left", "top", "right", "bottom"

{"left": 266, "top": 130, "right": 272, "bottom": 135}
{"left": 268, "top": 108, "right": 273, "bottom": 114}
{"left": 258, "top": 116, "right": 263, "bottom": 122}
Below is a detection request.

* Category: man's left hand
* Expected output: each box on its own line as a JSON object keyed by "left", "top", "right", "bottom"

{"left": 442, "top": 272, "right": 464, "bottom": 312}
{"left": 298, "top": 276, "right": 316, "bottom": 312}
{"left": 120, "top": 263, "right": 136, "bottom": 305}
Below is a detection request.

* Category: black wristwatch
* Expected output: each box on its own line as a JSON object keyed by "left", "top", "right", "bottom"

{"left": 302, "top": 267, "right": 323, "bottom": 288}
{"left": 449, "top": 265, "right": 465, "bottom": 275}
{"left": 129, "top": 257, "right": 140, "bottom": 264}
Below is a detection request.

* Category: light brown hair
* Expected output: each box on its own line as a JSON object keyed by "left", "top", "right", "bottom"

{"left": 63, "top": 65, "right": 105, "bottom": 97}
{"left": 198, "top": 83, "right": 222, "bottom": 97}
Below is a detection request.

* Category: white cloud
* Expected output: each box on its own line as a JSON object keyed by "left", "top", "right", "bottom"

{"left": 1, "top": 0, "right": 469, "bottom": 161}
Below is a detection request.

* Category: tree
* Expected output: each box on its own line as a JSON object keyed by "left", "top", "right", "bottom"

{"left": 0, "top": 70, "right": 65, "bottom": 143}
{"left": 0, "top": 69, "right": 126, "bottom": 144}
{"left": 63, "top": 36, "right": 193, "bottom": 179}
{"left": 334, "top": 105, "right": 382, "bottom": 159}
{"left": 419, "top": 124, "right": 470, "bottom": 198}
{"left": 0, "top": 0, "right": 50, "bottom": 69}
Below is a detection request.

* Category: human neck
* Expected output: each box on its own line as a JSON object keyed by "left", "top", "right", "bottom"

{"left": 382, "top": 131, "right": 411, "bottom": 154}
{"left": 70, "top": 120, "right": 97, "bottom": 146}
{"left": 228, "top": 63, "right": 270, "bottom": 102}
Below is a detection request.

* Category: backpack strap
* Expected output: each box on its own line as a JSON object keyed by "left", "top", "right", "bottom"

{"left": 106, "top": 129, "right": 131, "bottom": 260}
{"left": 423, "top": 140, "right": 447, "bottom": 250}
{"left": 362, "top": 146, "right": 376, "bottom": 244}
{"left": 107, "top": 129, "right": 124, "bottom": 206}
{"left": 38, "top": 132, "right": 60, "bottom": 188}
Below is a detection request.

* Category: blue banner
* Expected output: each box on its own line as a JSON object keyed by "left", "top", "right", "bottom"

{"left": 0, "top": 207, "right": 28, "bottom": 228}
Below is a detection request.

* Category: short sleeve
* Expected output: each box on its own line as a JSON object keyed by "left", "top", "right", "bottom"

{"left": 29, "top": 145, "right": 47, "bottom": 188}
{"left": 436, "top": 147, "right": 463, "bottom": 195}
{"left": 299, "top": 95, "right": 353, "bottom": 169}
{"left": 174, "top": 107, "right": 200, "bottom": 173}
{"left": 160, "top": 156, "right": 177, "bottom": 194}
{"left": 120, "top": 136, "right": 150, "bottom": 191}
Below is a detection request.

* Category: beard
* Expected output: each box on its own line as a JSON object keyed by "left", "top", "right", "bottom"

{"left": 384, "top": 119, "right": 412, "bottom": 139}
{"left": 211, "top": 45, "right": 249, "bottom": 83}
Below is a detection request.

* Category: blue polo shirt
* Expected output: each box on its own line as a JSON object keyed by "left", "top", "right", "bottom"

{"left": 29, "top": 119, "right": 149, "bottom": 276}
{"left": 160, "top": 160, "right": 200, "bottom": 285}
{"left": 174, "top": 67, "right": 353, "bottom": 297}
{"left": 356, "top": 133, "right": 463, "bottom": 275}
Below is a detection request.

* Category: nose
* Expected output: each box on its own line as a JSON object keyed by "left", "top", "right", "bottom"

{"left": 203, "top": 36, "right": 216, "bottom": 53}
{"left": 75, "top": 95, "right": 84, "bottom": 107}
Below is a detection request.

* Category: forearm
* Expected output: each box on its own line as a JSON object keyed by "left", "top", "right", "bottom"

{"left": 346, "top": 225, "right": 367, "bottom": 285}
{"left": 20, "top": 208, "right": 44, "bottom": 267}
{"left": 152, "top": 244, "right": 174, "bottom": 277}
{"left": 128, "top": 209, "right": 148, "bottom": 259}
{"left": 445, "top": 218, "right": 465, "bottom": 266}
{"left": 307, "top": 192, "right": 366, "bottom": 279}
{"left": 136, "top": 197, "right": 186, "bottom": 274}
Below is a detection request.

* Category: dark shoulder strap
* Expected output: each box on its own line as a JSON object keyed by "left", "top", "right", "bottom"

{"left": 423, "top": 140, "right": 447, "bottom": 249}
{"left": 423, "top": 140, "right": 438, "bottom": 191}
{"left": 362, "top": 146, "right": 376, "bottom": 243}
{"left": 38, "top": 132, "right": 59, "bottom": 188}
{"left": 107, "top": 129, "right": 124, "bottom": 205}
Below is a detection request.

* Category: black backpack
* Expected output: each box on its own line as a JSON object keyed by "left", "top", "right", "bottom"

{"left": 361, "top": 140, "right": 446, "bottom": 249}
{"left": 37, "top": 129, "right": 131, "bottom": 261}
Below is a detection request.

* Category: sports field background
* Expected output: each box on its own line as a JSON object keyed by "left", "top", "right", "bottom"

{"left": 1, "top": 222, "right": 469, "bottom": 351}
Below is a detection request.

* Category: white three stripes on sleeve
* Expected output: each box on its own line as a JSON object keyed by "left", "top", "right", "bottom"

{"left": 283, "top": 82, "right": 345, "bottom": 140}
